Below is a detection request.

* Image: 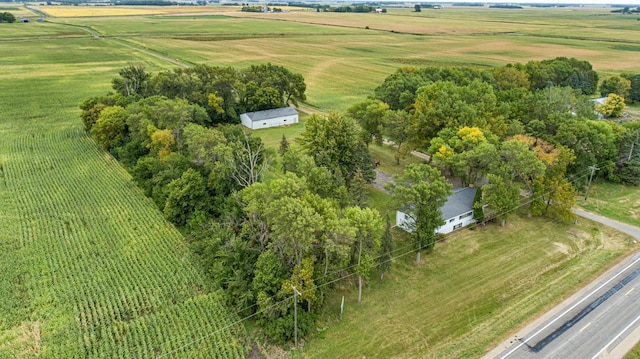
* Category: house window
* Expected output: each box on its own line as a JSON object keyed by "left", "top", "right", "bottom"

{"left": 453, "top": 223, "right": 463, "bottom": 230}
{"left": 263, "top": 123, "right": 267, "bottom": 126}
{"left": 284, "top": 119, "right": 287, "bottom": 122}
{"left": 459, "top": 212, "right": 472, "bottom": 220}
{"left": 449, "top": 219, "right": 455, "bottom": 223}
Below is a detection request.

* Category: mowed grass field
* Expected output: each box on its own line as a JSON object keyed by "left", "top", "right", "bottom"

{"left": 0, "top": 37, "right": 244, "bottom": 358}
{"left": 2, "top": 4, "right": 640, "bottom": 358}
{"left": 303, "top": 216, "right": 634, "bottom": 358}
{"left": 579, "top": 181, "right": 640, "bottom": 228}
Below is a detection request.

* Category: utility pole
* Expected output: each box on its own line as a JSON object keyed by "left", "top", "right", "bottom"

{"left": 292, "top": 286, "right": 301, "bottom": 348}
{"left": 584, "top": 165, "right": 600, "bottom": 201}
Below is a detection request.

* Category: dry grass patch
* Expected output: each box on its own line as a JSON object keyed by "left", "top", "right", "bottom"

{"left": 34, "top": 5, "right": 240, "bottom": 17}
{"left": 0, "top": 321, "right": 42, "bottom": 358}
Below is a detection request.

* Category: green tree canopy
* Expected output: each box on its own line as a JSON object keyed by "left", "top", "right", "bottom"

{"left": 599, "top": 76, "right": 631, "bottom": 98}
{"left": 298, "top": 112, "right": 375, "bottom": 183}
{"left": 386, "top": 164, "right": 452, "bottom": 263}
{"left": 0, "top": 12, "right": 16, "bottom": 23}
{"left": 410, "top": 80, "right": 503, "bottom": 148}
{"left": 91, "top": 105, "right": 127, "bottom": 150}
{"left": 347, "top": 98, "right": 389, "bottom": 146}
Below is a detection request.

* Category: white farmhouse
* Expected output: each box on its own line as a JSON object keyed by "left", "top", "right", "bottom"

{"left": 396, "top": 187, "right": 478, "bottom": 235}
{"left": 240, "top": 107, "right": 298, "bottom": 130}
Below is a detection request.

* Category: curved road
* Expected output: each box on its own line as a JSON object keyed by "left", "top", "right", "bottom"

{"left": 486, "top": 209, "right": 640, "bottom": 359}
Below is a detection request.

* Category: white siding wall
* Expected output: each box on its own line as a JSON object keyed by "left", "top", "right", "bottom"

{"left": 396, "top": 210, "right": 475, "bottom": 235}
{"left": 396, "top": 211, "right": 413, "bottom": 232}
{"left": 245, "top": 114, "right": 298, "bottom": 130}
{"left": 240, "top": 114, "right": 253, "bottom": 129}
{"left": 437, "top": 211, "right": 475, "bottom": 234}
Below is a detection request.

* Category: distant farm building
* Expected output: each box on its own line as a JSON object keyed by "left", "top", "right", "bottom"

{"left": 396, "top": 187, "right": 478, "bottom": 235}
{"left": 240, "top": 107, "right": 298, "bottom": 130}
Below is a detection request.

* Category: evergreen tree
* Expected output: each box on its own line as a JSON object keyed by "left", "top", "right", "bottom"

{"left": 379, "top": 214, "right": 394, "bottom": 280}
{"left": 279, "top": 134, "right": 290, "bottom": 173}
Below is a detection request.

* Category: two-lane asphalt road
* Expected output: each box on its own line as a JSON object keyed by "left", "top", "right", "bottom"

{"left": 486, "top": 209, "right": 640, "bottom": 359}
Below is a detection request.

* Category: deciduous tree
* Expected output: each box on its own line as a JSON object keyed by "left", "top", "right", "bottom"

{"left": 346, "top": 206, "right": 383, "bottom": 303}
{"left": 298, "top": 112, "right": 374, "bottom": 183}
{"left": 599, "top": 76, "right": 631, "bottom": 98}
{"left": 482, "top": 173, "right": 520, "bottom": 227}
{"left": 112, "top": 63, "right": 150, "bottom": 98}
{"left": 596, "top": 93, "right": 625, "bottom": 118}
{"left": 163, "top": 168, "right": 207, "bottom": 226}
{"left": 347, "top": 98, "right": 389, "bottom": 146}
{"left": 386, "top": 164, "right": 452, "bottom": 263}
{"left": 91, "top": 105, "right": 127, "bottom": 150}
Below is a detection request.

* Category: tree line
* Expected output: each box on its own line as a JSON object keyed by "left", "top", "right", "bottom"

{"left": 81, "top": 63, "right": 395, "bottom": 345}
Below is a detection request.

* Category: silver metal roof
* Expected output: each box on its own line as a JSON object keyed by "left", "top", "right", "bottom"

{"left": 242, "top": 107, "right": 298, "bottom": 122}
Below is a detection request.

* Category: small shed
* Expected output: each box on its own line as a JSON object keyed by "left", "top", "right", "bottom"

{"left": 240, "top": 107, "right": 298, "bottom": 130}
{"left": 396, "top": 187, "right": 478, "bottom": 235}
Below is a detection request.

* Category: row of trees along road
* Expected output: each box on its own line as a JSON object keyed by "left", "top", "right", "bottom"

{"left": 81, "top": 57, "right": 640, "bottom": 347}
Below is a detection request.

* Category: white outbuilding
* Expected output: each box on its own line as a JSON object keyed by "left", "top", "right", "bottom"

{"left": 396, "top": 187, "right": 478, "bottom": 235}
{"left": 240, "top": 107, "right": 298, "bottom": 130}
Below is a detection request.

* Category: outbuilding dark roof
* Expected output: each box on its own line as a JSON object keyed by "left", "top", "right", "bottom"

{"left": 441, "top": 187, "right": 477, "bottom": 220}
{"left": 242, "top": 107, "right": 298, "bottom": 122}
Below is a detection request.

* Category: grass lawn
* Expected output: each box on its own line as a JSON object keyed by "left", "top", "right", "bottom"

{"left": 249, "top": 113, "right": 309, "bottom": 149}
{"left": 628, "top": 346, "right": 640, "bottom": 358}
{"left": 578, "top": 180, "right": 640, "bottom": 227}
{"left": 303, "top": 215, "right": 635, "bottom": 358}
{"left": 368, "top": 144, "right": 427, "bottom": 178}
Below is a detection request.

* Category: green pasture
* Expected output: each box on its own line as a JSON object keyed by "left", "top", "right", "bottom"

{"left": 51, "top": 15, "right": 362, "bottom": 37}
{"left": 16, "top": 7, "right": 637, "bottom": 112}
{"left": 0, "top": 21, "right": 88, "bottom": 39}
{"left": 304, "top": 215, "right": 635, "bottom": 358}
{"left": 579, "top": 181, "right": 640, "bottom": 227}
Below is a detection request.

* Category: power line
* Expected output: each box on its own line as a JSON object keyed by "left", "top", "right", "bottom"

{"left": 146, "top": 164, "right": 600, "bottom": 358}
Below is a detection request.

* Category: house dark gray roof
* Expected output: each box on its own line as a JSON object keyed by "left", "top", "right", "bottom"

{"left": 441, "top": 187, "right": 477, "bottom": 220}
{"left": 243, "top": 107, "right": 298, "bottom": 122}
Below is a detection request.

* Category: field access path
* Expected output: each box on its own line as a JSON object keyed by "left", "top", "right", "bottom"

{"left": 486, "top": 210, "right": 640, "bottom": 359}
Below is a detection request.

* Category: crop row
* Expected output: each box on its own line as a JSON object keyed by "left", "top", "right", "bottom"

{"left": 3, "top": 128, "right": 244, "bottom": 357}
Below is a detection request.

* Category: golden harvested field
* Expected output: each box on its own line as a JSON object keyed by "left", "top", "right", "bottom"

{"left": 35, "top": 4, "right": 297, "bottom": 17}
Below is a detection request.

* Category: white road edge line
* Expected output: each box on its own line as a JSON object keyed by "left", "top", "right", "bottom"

{"left": 497, "top": 255, "right": 640, "bottom": 359}
{"left": 590, "top": 313, "right": 640, "bottom": 359}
